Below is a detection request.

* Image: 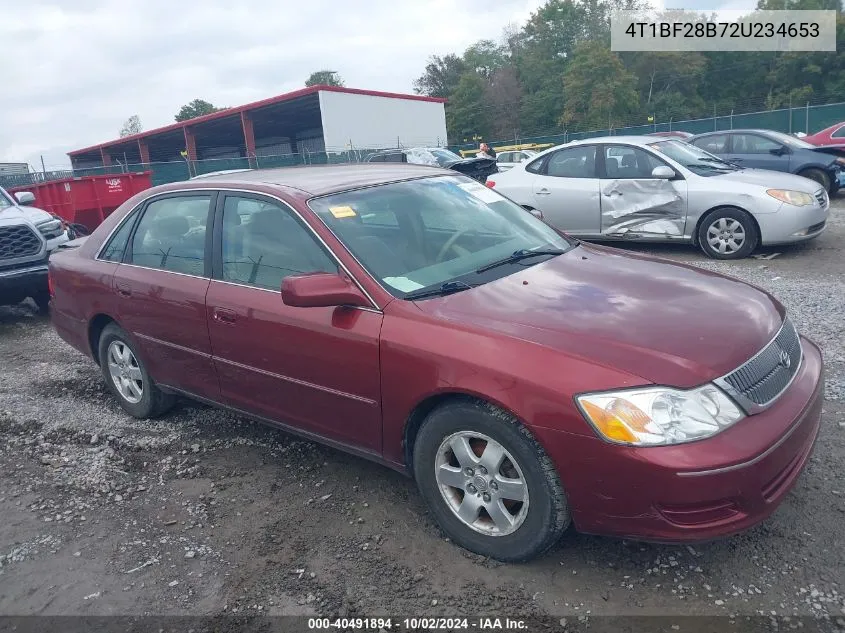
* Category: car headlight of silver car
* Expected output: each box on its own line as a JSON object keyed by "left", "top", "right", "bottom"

{"left": 35, "top": 217, "right": 64, "bottom": 239}
{"left": 576, "top": 385, "right": 744, "bottom": 446}
{"left": 766, "top": 189, "right": 815, "bottom": 206}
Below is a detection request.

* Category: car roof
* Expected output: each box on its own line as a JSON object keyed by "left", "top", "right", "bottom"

{"left": 692, "top": 129, "right": 778, "bottom": 137}
{"left": 181, "top": 163, "right": 453, "bottom": 196}
{"left": 565, "top": 136, "right": 673, "bottom": 147}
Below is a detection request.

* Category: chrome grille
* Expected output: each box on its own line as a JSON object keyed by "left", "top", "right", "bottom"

{"left": 814, "top": 189, "right": 828, "bottom": 209}
{"left": 0, "top": 225, "right": 42, "bottom": 261}
{"left": 720, "top": 318, "right": 802, "bottom": 410}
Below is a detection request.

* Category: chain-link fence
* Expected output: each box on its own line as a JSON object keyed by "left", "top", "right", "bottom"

{"left": 0, "top": 147, "right": 397, "bottom": 190}
{"left": 449, "top": 100, "right": 845, "bottom": 154}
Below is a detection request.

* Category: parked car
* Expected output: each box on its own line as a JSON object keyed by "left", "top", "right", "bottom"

{"left": 646, "top": 131, "right": 693, "bottom": 140}
{"left": 49, "top": 165, "right": 823, "bottom": 561}
{"left": 365, "top": 147, "right": 497, "bottom": 182}
{"left": 803, "top": 121, "right": 845, "bottom": 148}
{"left": 689, "top": 129, "right": 844, "bottom": 194}
{"left": 496, "top": 149, "right": 537, "bottom": 171}
{"left": 487, "top": 137, "right": 829, "bottom": 259}
{"left": 0, "top": 186, "right": 70, "bottom": 311}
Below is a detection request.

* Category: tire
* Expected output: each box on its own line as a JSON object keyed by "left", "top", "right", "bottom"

{"left": 697, "top": 207, "right": 758, "bottom": 260}
{"left": 798, "top": 168, "right": 831, "bottom": 193}
{"left": 412, "top": 400, "right": 570, "bottom": 562}
{"left": 97, "top": 323, "right": 174, "bottom": 418}
{"left": 31, "top": 291, "right": 50, "bottom": 315}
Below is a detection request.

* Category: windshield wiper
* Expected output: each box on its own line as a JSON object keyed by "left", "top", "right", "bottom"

{"left": 403, "top": 280, "right": 475, "bottom": 301}
{"left": 699, "top": 157, "right": 741, "bottom": 169}
{"left": 476, "top": 248, "right": 566, "bottom": 274}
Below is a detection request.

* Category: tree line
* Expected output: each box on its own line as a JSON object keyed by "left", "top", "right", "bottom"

{"left": 412, "top": 0, "right": 845, "bottom": 144}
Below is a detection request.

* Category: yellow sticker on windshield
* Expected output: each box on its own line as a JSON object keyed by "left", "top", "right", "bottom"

{"left": 329, "top": 206, "right": 357, "bottom": 218}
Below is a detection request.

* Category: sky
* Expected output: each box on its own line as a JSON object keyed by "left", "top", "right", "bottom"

{"left": 1, "top": 0, "right": 755, "bottom": 170}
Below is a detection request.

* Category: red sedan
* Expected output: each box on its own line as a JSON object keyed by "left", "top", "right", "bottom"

{"left": 804, "top": 121, "right": 845, "bottom": 148}
{"left": 48, "top": 165, "right": 823, "bottom": 561}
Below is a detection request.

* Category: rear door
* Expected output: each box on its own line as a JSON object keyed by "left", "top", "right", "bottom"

{"left": 725, "top": 133, "right": 789, "bottom": 172}
{"left": 598, "top": 144, "right": 687, "bottom": 237}
{"left": 529, "top": 145, "right": 601, "bottom": 234}
{"left": 113, "top": 192, "right": 219, "bottom": 401}
{"left": 691, "top": 133, "right": 730, "bottom": 158}
{"left": 205, "top": 193, "right": 384, "bottom": 452}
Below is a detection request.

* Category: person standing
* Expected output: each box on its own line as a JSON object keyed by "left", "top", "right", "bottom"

{"left": 478, "top": 143, "right": 496, "bottom": 159}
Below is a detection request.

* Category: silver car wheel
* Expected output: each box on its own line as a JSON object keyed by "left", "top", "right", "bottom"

{"left": 434, "top": 431, "right": 530, "bottom": 537}
{"left": 107, "top": 340, "right": 143, "bottom": 404}
{"left": 706, "top": 217, "right": 746, "bottom": 255}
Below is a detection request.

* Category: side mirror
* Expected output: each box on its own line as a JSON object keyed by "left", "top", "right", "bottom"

{"left": 281, "top": 272, "right": 370, "bottom": 308}
{"left": 769, "top": 146, "right": 788, "bottom": 156}
{"left": 651, "top": 166, "right": 676, "bottom": 179}
{"left": 15, "top": 191, "right": 35, "bottom": 206}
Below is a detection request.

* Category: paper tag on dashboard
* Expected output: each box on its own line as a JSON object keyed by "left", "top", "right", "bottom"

{"left": 459, "top": 182, "right": 503, "bottom": 204}
{"left": 329, "top": 206, "right": 357, "bottom": 218}
{"left": 383, "top": 276, "right": 424, "bottom": 292}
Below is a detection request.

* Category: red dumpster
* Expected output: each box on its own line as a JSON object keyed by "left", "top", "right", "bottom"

{"left": 8, "top": 172, "right": 152, "bottom": 231}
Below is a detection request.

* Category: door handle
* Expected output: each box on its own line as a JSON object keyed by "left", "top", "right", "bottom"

{"left": 115, "top": 283, "right": 132, "bottom": 297}
{"left": 536, "top": 188, "right": 551, "bottom": 195}
{"left": 212, "top": 307, "right": 237, "bottom": 324}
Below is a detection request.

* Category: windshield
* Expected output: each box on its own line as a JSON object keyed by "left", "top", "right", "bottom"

{"left": 763, "top": 130, "right": 816, "bottom": 149}
{"left": 309, "top": 175, "right": 575, "bottom": 298}
{"left": 649, "top": 140, "right": 739, "bottom": 176}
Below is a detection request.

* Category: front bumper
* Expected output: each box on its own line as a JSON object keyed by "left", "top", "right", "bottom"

{"left": 759, "top": 202, "right": 830, "bottom": 245}
{"left": 0, "top": 259, "right": 49, "bottom": 303}
{"left": 535, "top": 336, "right": 824, "bottom": 542}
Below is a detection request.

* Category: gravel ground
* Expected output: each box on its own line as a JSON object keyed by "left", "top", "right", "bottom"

{"left": 1, "top": 197, "right": 844, "bottom": 628}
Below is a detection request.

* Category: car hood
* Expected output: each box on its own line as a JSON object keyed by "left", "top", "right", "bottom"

{"left": 0, "top": 204, "right": 53, "bottom": 224}
{"left": 711, "top": 168, "right": 826, "bottom": 191}
{"left": 416, "top": 243, "right": 784, "bottom": 388}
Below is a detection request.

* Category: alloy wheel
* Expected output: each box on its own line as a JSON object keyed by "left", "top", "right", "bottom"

{"left": 434, "top": 431, "right": 530, "bottom": 536}
{"left": 107, "top": 340, "right": 144, "bottom": 404}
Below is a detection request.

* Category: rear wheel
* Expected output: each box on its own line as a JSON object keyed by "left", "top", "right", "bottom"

{"left": 413, "top": 400, "right": 570, "bottom": 562}
{"left": 97, "top": 324, "right": 174, "bottom": 418}
{"left": 697, "top": 207, "right": 758, "bottom": 260}
{"left": 798, "top": 168, "right": 831, "bottom": 193}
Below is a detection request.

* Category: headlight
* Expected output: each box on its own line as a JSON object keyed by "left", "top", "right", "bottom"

{"left": 576, "top": 385, "right": 744, "bottom": 446}
{"left": 35, "top": 218, "right": 64, "bottom": 239}
{"left": 766, "top": 189, "right": 814, "bottom": 206}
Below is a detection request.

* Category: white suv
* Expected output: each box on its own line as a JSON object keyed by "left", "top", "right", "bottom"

{"left": 0, "top": 186, "right": 69, "bottom": 312}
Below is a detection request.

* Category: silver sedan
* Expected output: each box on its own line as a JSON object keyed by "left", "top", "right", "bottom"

{"left": 487, "top": 136, "right": 830, "bottom": 259}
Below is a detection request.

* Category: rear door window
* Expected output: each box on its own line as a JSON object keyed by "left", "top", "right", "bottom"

{"left": 128, "top": 195, "right": 212, "bottom": 276}
{"left": 692, "top": 134, "right": 730, "bottom": 153}
{"left": 545, "top": 146, "right": 597, "bottom": 178}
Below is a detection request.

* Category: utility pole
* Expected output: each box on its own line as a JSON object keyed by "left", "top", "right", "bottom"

{"left": 40, "top": 155, "right": 47, "bottom": 176}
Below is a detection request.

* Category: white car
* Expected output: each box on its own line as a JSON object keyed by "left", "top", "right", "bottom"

{"left": 487, "top": 136, "right": 829, "bottom": 259}
{"left": 495, "top": 149, "right": 537, "bottom": 171}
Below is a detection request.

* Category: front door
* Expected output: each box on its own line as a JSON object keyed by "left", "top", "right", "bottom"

{"left": 530, "top": 145, "right": 601, "bottom": 234}
{"left": 726, "top": 133, "right": 789, "bottom": 172}
{"left": 205, "top": 193, "right": 384, "bottom": 452}
{"left": 113, "top": 192, "right": 219, "bottom": 401}
{"left": 598, "top": 144, "right": 688, "bottom": 237}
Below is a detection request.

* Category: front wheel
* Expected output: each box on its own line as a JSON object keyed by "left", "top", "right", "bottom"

{"left": 413, "top": 400, "right": 570, "bottom": 562}
{"left": 97, "top": 324, "right": 175, "bottom": 418}
{"left": 798, "top": 168, "right": 831, "bottom": 193}
{"left": 697, "top": 208, "right": 758, "bottom": 260}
